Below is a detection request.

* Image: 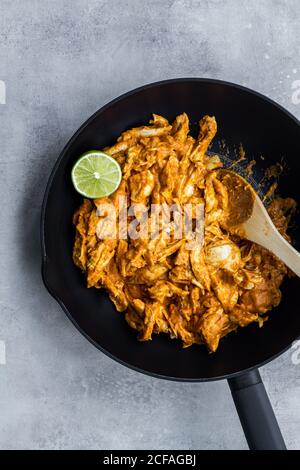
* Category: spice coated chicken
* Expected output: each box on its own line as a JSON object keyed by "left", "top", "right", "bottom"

{"left": 72, "top": 113, "right": 294, "bottom": 352}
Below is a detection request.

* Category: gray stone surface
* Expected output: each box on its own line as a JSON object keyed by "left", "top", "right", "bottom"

{"left": 0, "top": 0, "right": 300, "bottom": 450}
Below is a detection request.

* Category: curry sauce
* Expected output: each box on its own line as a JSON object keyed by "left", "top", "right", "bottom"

{"left": 72, "top": 113, "right": 294, "bottom": 352}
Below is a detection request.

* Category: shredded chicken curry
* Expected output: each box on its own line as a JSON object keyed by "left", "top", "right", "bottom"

{"left": 72, "top": 113, "right": 295, "bottom": 352}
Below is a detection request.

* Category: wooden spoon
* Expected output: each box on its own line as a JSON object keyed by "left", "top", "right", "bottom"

{"left": 217, "top": 169, "right": 300, "bottom": 277}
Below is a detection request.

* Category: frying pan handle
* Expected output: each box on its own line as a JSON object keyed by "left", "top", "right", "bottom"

{"left": 228, "top": 369, "right": 286, "bottom": 450}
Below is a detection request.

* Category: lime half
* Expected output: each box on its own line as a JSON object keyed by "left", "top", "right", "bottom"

{"left": 71, "top": 151, "right": 122, "bottom": 198}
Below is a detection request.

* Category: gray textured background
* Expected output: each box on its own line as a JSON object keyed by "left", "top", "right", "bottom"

{"left": 0, "top": 0, "right": 300, "bottom": 450}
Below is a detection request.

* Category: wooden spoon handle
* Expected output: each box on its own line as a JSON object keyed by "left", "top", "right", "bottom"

{"left": 244, "top": 196, "right": 300, "bottom": 277}
{"left": 251, "top": 225, "right": 300, "bottom": 277}
{"left": 269, "top": 231, "right": 300, "bottom": 277}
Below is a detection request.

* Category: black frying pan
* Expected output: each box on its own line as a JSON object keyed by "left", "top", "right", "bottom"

{"left": 41, "top": 79, "right": 300, "bottom": 450}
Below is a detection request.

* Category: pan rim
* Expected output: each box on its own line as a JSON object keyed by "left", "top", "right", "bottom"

{"left": 41, "top": 77, "right": 300, "bottom": 382}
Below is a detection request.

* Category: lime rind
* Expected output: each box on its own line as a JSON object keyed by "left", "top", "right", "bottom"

{"left": 71, "top": 150, "right": 122, "bottom": 198}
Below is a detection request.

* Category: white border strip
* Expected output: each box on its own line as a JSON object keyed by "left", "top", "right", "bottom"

{"left": 0, "top": 340, "right": 6, "bottom": 365}
{"left": 0, "top": 80, "right": 6, "bottom": 104}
